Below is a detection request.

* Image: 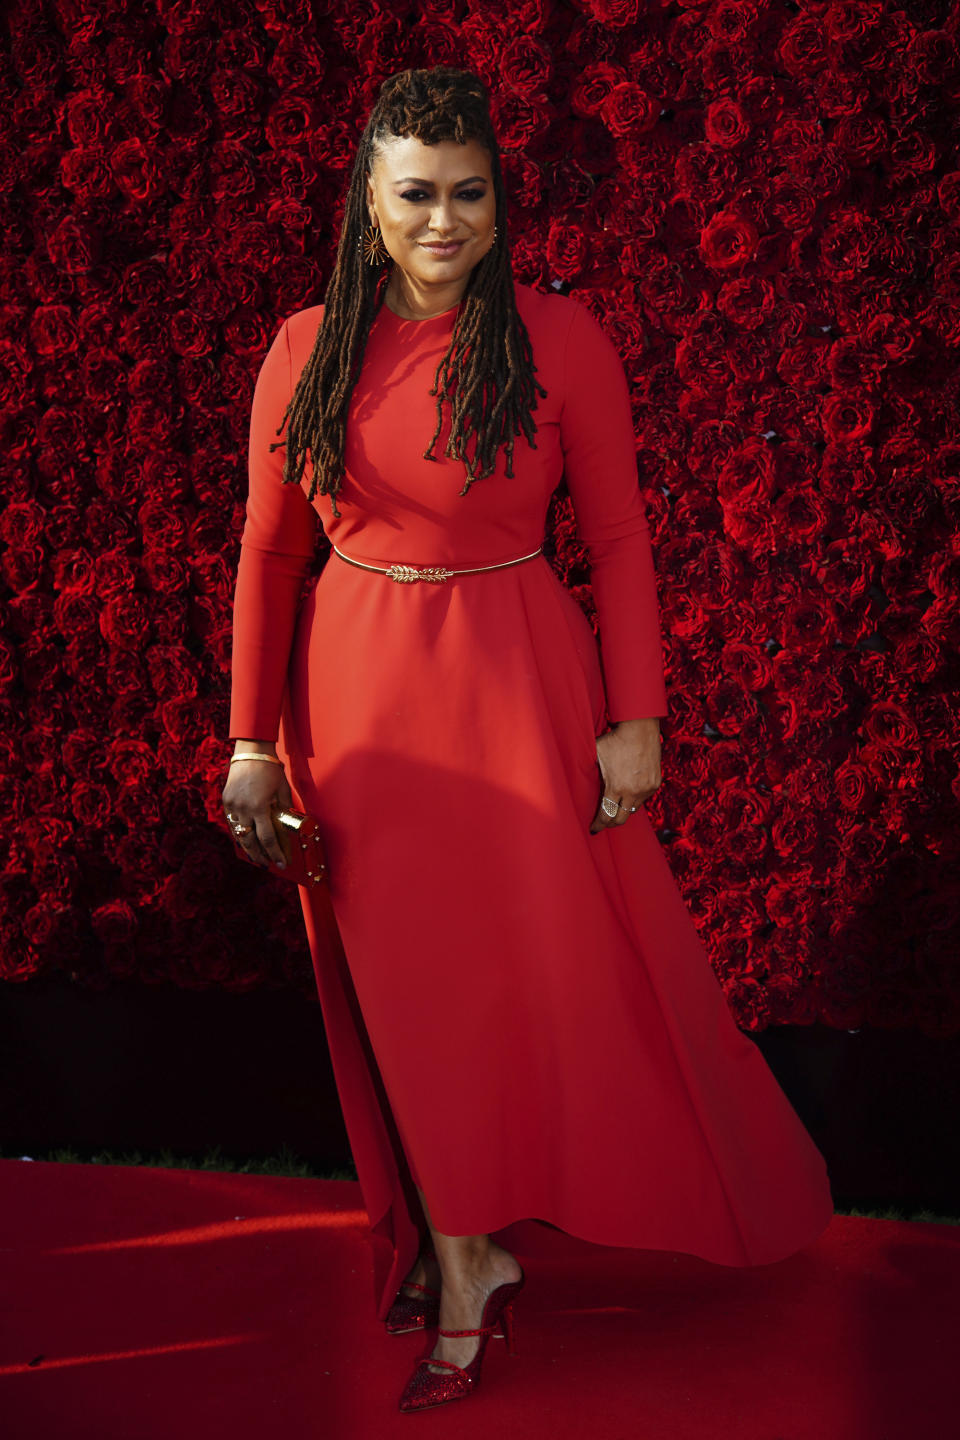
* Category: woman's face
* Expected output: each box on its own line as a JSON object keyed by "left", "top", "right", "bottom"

{"left": 365, "top": 134, "right": 497, "bottom": 298}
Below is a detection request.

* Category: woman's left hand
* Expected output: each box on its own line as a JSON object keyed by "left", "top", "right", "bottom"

{"left": 590, "top": 717, "right": 662, "bottom": 834}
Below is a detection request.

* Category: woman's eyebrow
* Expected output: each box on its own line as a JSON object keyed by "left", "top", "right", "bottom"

{"left": 392, "top": 175, "right": 488, "bottom": 185}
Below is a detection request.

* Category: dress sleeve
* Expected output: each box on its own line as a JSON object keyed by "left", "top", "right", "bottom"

{"left": 559, "top": 298, "right": 669, "bottom": 721}
{"left": 228, "top": 317, "right": 319, "bottom": 741}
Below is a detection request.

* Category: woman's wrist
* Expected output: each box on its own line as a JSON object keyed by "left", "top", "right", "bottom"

{"left": 611, "top": 716, "right": 660, "bottom": 734}
{"left": 233, "top": 738, "right": 278, "bottom": 755}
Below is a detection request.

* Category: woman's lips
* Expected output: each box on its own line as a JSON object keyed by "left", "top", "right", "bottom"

{"left": 420, "top": 241, "right": 464, "bottom": 258}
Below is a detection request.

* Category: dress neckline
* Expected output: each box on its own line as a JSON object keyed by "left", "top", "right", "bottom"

{"left": 377, "top": 297, "right": 461, "bottom": 327}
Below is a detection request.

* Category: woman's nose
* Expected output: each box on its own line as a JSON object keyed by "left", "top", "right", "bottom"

{"left": 429, "top": 201, "right": 457, "bottom": 232}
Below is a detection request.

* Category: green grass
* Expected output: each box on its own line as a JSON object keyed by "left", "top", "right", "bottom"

{"left": 831, "top": 1202, "right": 958, "bottom": 1226}
{"left": 1, "top": 1144, "right": 956, "bottom": 1225}
{"left": 0, "top": 1140, "right": 357, "bottom": 1183}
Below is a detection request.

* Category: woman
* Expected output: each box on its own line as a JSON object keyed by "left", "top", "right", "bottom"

{"left": 222, "top": 66, "right": 834, "bottom": 1413}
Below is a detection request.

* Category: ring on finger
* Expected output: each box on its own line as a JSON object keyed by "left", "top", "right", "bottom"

{"left": 601, "top": 796, "right": 638, "bottom": 820}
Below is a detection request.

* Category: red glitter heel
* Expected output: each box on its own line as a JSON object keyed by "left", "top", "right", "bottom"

{"left": 397, "top": 1267, "right": 525, "bottom": 1412}
{"left": 385, "top": 1247, "right": 441, "bottom": 1335}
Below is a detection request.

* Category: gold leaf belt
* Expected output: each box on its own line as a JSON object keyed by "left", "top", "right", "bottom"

{"left": 332, "top": 542, "right": 543, "bottom": 584}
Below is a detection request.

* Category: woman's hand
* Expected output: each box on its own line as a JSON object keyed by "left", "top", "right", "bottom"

{"left": 222, "top": 742, "right": 294, "bottom": 868}
{"left": 590, "top": 717, "right": 662, "bottom": 834}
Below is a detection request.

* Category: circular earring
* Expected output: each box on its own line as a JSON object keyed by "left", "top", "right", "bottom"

{"left": 360, "top": 223, "right": 388, "bottom": 266}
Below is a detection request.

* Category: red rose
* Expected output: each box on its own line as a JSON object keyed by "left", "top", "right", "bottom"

{"left": 147, "top": 644, "right": 200, "bottom": 701}
{"left": 100, "top": 591, "right": 152, "bottom": 650}
{"left": 778, "top": 14, "right": 828, "bottom": 77}
{"left": 583, "top": 0, "right": 641, "bottom": 26}
{"left": 721, "top": 976, "right": 772, "bottom": 1032}
{"left": 769, "top": 804, "right": 821, "bottom": 865}
{"left": 700, "top": 208, "right": 761, "bottom": 271}
{"left": 115, "top": 781, "right": 164, "bottom": 828}
{"left": 61, "top": 727, "right": 106, "bottom": 778}
{"left": 717, "top": 816, "right": 767, "bottom": 868}
{"left": 704, "top": 98, "right": 750, "bottom": 149}
{"left": 91, "top": 899, "right": 139, "bottom": 945}
{"left": 108, "top": 651, "right": 151, "bottom": 707}
{"left": 143, "top": 547, "right": 192, "bottom": 595}
{"left": 70, "top": 781, "right": 114, "bottom": 828}
{"left": 489, "top": 88, "right": 550, "bottom": 151}
{"left": 115, "top": 832, "right": 164, "bottom": 891}
{"left": 717, "top": 439, "right": 777, "bottom": 509}
{"left": 704, "top": 673, "right": 762, "bottom": 737}
{"left": 721, "top": 640, "right": 773, "bottom": 697}
{"left": 601, "top": 82, "right": 659, "bottom": 138}
{"left": 765, "top": 969, "right": 819, "bottom": 1026}
{"left": 163, "top": 30, "right": 215, "bottom": 83}
{"left": 833, "top": 757, "right": 878, "bottom": 813}
{"left": 772, "top": 483, "right": 832, "bottom": 552}
{"left": 29, "top": 833, "right": 81, "bottom": 898}
{"left": 503, "top": 152, "right": 544, "bottom": 208}
{"left": 267, "top": 34, "right": 324, "bottom": 91}
{"left": 46, "top": 213, "right": 100, "bottom": 274}
{"left": 775, "top": 590, "right": 841, "bottom": 655}
{"left": 821, "top": 390, "right": 876, "bottom": 445}
{"left": 836, "top": 822, "right": 891, "bottom": 886}
{"left": 55, "top": 590, "right": 101, "bottom": 642}
{"left": 545, "top": 219, "right": 589, "bottom": 280}
{"left": 153, "top": 598, "right": 190, "bottom": 645}
{"left": 158, "top": 695, "right": 207, "bottom": 746}
{"left": 264, "top": 95, "right": 319, "bottom": 154}
{"left": 571, "top": 61, "right": 627, "bottom": 119}
{"left": 500, "top": 35, "right": 552, "bottom": 99}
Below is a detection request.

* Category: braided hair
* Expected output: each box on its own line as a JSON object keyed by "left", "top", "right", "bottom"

{"left": 272, "top": 65, "right": 547, "bottom": 519}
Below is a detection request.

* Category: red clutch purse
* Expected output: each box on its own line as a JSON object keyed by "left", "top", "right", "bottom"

{"left": 241, "top": 805, "right": 328, "bottom": 887}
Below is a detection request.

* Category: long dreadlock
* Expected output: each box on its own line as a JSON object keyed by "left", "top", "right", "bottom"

{"left": 271, "top": 65, "right": 547, "bottom": 520}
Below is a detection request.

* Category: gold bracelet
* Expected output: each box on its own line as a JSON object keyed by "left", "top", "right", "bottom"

{"left": 229, "top": 752, "right": 283, "bottom": 766}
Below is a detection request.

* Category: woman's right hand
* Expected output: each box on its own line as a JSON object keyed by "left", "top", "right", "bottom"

{"left": 222, "top": 747, "right": 294, "bottom": 869}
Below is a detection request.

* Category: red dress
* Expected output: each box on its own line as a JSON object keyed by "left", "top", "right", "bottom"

{"left": 229, "top": 283, "right": 834, "bottom": 1319}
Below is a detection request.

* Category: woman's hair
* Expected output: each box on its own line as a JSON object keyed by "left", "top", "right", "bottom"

{"left": 273, "top": 65, "right": 547, "bottom": 518}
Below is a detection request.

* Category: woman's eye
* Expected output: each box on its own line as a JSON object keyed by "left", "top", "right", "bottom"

{"left": 399, "top": 189, "right": 486, "bottom": 202}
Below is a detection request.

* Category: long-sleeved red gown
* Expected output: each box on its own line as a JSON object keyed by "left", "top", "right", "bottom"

{"left": 228, "top": 282, "right": 834, "bottom": 1319}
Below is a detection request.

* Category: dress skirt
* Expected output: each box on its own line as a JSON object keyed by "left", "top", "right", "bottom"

{"left": 274, "top": 549, "right": 833, "bottom": 1320}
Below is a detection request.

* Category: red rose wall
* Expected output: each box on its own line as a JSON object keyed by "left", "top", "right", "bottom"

{"left": 1, "top": 0, "right": 958, "bottom": 1036}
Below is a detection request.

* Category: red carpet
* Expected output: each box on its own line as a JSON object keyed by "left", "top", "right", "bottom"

{"left": 0, "top": 1159, "right": 955, "bottom": 1439}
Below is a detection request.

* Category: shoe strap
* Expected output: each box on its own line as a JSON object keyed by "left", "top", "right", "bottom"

{"left": 437, "top": 1322, "right": 496, "bottom": 1339}
{"left": 402, "top": 1280, "right": 440, "bottom": 1297}
{"left": 416, "top": 1355, "right": 469, "bottom": 1378}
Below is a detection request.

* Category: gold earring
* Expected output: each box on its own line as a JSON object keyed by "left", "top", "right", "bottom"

{"left": 360, "top": 223, "right": 388, "bottom": 266}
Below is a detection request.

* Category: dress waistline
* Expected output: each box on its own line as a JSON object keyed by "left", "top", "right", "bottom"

{"left": 331, "top": 542, "right": 543, "bottom": 584}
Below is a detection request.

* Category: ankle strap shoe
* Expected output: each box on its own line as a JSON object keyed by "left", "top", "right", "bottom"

{"left": 397, "top": 1270, "right": 524, "bottom": 1412}
{"left": 385, "top": 1246, "right": 440, "bottom": 1335}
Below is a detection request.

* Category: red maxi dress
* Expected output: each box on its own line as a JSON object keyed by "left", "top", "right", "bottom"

{"left": 228, "top": 281, "right": 834, "bottom": 1319}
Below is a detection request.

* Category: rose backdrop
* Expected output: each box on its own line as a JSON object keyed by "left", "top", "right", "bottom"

{"left": 0, "top": 0, "right": 958, "bottom": 1034}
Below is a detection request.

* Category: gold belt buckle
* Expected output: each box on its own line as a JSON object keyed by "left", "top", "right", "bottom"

{"left": 385, "top": 563, "right": 454, "bottom": 584}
